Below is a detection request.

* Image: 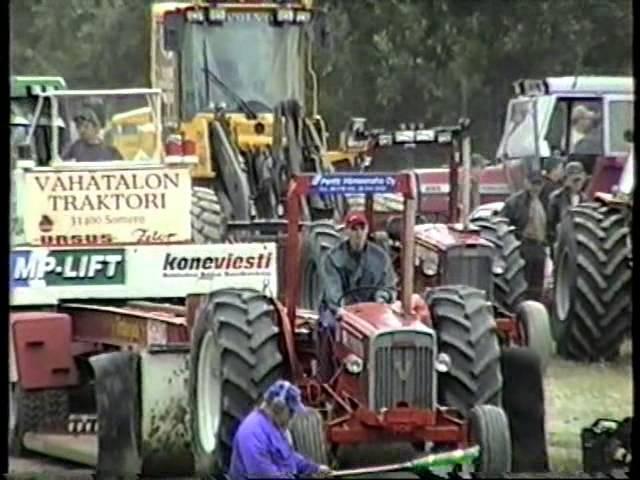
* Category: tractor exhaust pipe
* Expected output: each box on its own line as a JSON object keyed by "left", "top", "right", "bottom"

{"left": 461, "top": 133, "right": 472, "bottom": 229}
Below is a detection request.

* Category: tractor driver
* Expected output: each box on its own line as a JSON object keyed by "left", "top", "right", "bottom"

{"left": 320, "top": 211, "right": 397, "bottom": 318}
{"left": 62, "top": 108, "right": 123, "bottom": 162}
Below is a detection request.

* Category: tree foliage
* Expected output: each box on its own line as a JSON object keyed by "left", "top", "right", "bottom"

{"left": 11, "top": 0, "right": 632, "bottom": 155}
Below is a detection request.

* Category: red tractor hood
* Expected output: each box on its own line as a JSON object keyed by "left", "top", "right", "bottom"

{"left": 414, "top": 223, "right": 492, "bottom": 251}
{"left": 343, "top": 302, "right": 429, "bottom": 335}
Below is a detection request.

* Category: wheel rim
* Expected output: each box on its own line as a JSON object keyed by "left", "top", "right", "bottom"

{"left": 197, "top": 331, "right": 222, "bottom": 454}
{"left": 554, "top": 249, "right": 571, "bottom": 322}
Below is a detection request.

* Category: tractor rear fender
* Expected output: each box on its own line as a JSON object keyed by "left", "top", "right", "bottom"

{"left": 90, "top": 346, "right": 193, "bottom": 477}
{"left": 585, "top": 155, "right": 627, "bottom": 200}
{"left": 10, "top": 311, "right": 78, "bottom": 390}
{"left": 273, "top": 300, "right": 301, "bottom": 380}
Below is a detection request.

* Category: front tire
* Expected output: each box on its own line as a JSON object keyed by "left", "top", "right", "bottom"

{"left": 189, "top": 289, "right": 285, "bottom": 476}
{"left": 514, "top": 301, "right": 553, "bottom": 374}
{"left": 426, "top": 285, "right": 503, "bottom": 414}
{"left": 469, "top": 405, "right": 512, "bottom": 476}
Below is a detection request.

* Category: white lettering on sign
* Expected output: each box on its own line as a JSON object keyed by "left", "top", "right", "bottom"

{"left": 420, "top": 184, "right": 449, "bottom": 194}
{"left": 227, "top": 12, "right": 271, "bottom": 22}
{"left": 22, "top": 167, "right": 192, "bottom": 246}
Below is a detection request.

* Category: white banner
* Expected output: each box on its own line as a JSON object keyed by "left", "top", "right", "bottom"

{"left": 20, "top": 166, "right": 192, "bottom": 246}
{"left": 10, "top": 243, "right": 278, "bottom": 306}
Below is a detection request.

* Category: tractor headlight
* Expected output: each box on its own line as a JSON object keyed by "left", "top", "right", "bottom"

{"left": 435, "top": 353, "right": 452, "bottom": 373}
{"left": 276, "top": 8, "right": 295, "bottom": 23}
{"left": 208, "top": 8, "right": 226, "bottom": 23}
{"left": 344, "top": 354, "right": 364, "bottom": 375}
{"left": 186, "top": 9, "right": 206, "bottom": 23}
{"left": 420, "top": 250, "right": 439, "bottom": 276}
{"left": 295, "top": 11, "right": 312, "bottom": 23}
{"left": 394, "top": 130, "right": 415, "bottom": 143}
{"left": 378, "top": 134, "right": 393, "bottom": 146}
{"left": 492, "top": 257, "right": 506, "bottom": 275}
{"left": 415, "top": 129, "right": 435, "bottom": 142}
{"left": 437, "top": 131, "right": 452, "bottom": 143}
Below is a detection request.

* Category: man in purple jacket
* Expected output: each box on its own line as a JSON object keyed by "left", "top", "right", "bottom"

{"left": 228, "top": 380, "right": 332, "bottom": 480}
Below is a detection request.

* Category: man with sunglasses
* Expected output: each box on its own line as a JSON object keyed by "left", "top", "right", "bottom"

{"left": 501, "top": 170, "right": 548, "bottom": 301}
{"left": 62, "top": 108, "right": 123, "bottom": 162}
{"left": 546, "top": 162, "right": 587, "bottom": 249}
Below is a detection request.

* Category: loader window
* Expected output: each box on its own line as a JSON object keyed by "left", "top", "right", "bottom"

{"left": 180, "top": 20, "right": 304, "bottom": 119}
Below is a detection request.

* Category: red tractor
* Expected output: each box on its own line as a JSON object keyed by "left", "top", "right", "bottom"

{"left": 187, "top": 171, "right": 549, "bottom": 478}
{"left": 495, "top": 76, "right": 633, "bottom": 361}
{"left": 314, "top": 120, "right": 553, "bottom": 373}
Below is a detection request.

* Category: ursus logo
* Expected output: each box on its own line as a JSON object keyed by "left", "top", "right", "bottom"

{"left": 38, "top": 215, "right": 54, "bottom": 233}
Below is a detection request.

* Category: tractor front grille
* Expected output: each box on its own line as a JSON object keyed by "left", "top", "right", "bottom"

{"left": 442, "top": 245, "right": 494, "bottom": 299}
{"left": 369, "top": 329, "right": 436, "bottom": 411}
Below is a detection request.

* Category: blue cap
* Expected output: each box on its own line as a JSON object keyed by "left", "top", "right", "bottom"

{"left": 264, "top": 380, "right": 305, "bottom": 415}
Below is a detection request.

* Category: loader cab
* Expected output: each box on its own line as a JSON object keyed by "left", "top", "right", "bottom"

{"left": 496, "top": 76, "right": 634, "bottom": 197}
{"left": 159, "top": 1, "right": 315, "bottom": 121}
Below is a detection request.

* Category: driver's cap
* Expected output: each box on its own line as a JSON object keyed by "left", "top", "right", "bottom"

{"left": 73, "top": 108, "right": 100, "bottom": 127}
{"left": 345, "top": 211, "right": 368, "bottom": 229}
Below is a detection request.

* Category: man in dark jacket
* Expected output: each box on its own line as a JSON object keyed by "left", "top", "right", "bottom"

{"left": 546, "top": 162, "right": 587, "bottom": 248}
{"left": 540, "top": 155, "right": 564, "bottom": 211}
{"left": 321, "top": 211, "right": 397, "bottom": 311}
{"left": 501, "top": 170, "right": 547, "bottom": 301}
{"left": 228, "top": 379, "right": 331, "bottom": 480}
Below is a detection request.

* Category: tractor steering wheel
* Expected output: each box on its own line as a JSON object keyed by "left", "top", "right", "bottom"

{"left": 335, "top": 286, "right": 396, "bottom": 309}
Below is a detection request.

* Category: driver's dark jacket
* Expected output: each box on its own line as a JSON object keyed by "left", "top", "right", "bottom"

{"left": 501, "top": 190, "right": 538, "bottom": 241}
{"left": 321, "top": 239, "right": 396, "bottom": 309}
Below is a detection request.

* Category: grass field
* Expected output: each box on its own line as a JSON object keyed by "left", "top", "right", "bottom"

{"left": 545, "top": 340, "right": 633, "bottom": 474}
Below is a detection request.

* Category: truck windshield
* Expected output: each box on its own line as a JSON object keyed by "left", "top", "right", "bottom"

{"left": 180, "top": 17, "right": 304, "bottom": 119}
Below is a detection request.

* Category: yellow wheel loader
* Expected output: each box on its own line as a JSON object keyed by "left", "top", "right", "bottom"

{"left": 149, "top": 1, "right": 357, "bottom": 241}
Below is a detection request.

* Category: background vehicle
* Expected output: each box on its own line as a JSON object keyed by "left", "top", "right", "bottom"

{"left": 148, "top": 1, "right": 352, "bottom": 243}
{"left": 494, "top": 76, "right": 634, "bottom": 362}
{"left": 9, "top": 86, "right": 279, "bottom": 477}
{"left": 496, "top": 76, "right": 633, "bottom": 197}
{"left": 312, "top": 120, "right": 553, "bottom": 371}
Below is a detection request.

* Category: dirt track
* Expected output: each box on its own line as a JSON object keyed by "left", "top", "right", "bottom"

{"left": 8, "top": 343, "right": 632, "bottom": 478}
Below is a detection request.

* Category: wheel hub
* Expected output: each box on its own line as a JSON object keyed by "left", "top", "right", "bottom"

{"left": 197, "top": 331, "right": 222, "bottom": 454}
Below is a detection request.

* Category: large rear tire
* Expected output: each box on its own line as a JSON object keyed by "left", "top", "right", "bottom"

{"left": 189, "top": 289, "right": 285, "bottom": 476}
{"left": 191, "top": 186, "right": 225, "bottom": 243}
{"left": 300, "top": 222, "right": 342, "bottom": 310}
{"left": 470, "top": 216, "right": 528, "bottom": 312}
{"left": 551, "top": 203, "right": 631, "bottom": 361}
{"left": 425, "top": 285, "right": 503, "bottom": 414}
